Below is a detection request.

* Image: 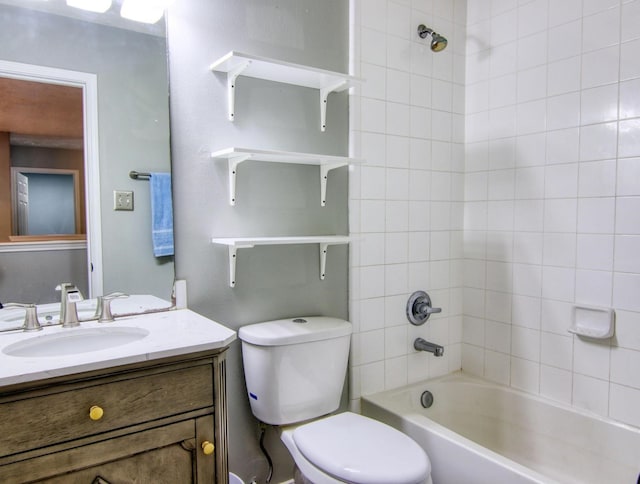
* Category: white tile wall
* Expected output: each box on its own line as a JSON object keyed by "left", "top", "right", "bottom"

{"left": 350, "top": 0, "right": 640, "bottom": 432}
{"left": 349, "top": 0, "right": 466, "bottom": 407}
{"left": 463, "top": 0, "right": 640, "bottom": 429}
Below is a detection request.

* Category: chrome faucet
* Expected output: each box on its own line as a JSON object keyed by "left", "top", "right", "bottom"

{"left": 56, "top": 283, "right": 84, "bottom": 328}
{"left": 2, "top": 303, "right": 42, "bottom": 332}
{"left": 95, "top": 292, "right": 128, "bottom": 323}
{"left": 414, "top": 337, "right": 444, "bottom": 357}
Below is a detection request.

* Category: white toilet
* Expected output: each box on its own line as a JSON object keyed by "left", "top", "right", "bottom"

{"left": 239, "top": 317, "right": 432, "bottom": 484}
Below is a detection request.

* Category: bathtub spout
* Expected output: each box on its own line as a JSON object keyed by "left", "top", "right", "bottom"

{"left": 414, "top": 338, "right": 444, "bottom": 356}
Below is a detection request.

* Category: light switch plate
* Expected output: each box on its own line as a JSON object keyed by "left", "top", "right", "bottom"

{"left": 114, "top": 190, "right": 134, "bottom": 211}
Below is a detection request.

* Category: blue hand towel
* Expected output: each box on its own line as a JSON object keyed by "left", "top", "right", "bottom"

{"left": 150, "top": 172, "right": 174, "bottom": 257}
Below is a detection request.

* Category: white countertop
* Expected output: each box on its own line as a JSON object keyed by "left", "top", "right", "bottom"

{"left": 0, "top": 305, "right": 236, "bottom": 387}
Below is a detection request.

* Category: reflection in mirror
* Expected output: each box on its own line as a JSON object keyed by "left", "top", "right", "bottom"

{"left": 2, "top": 76, "right": 86, "bottom": 241}
{"left": 11, "top": 168, "right": 82, "bottom": 237}
{"left": 0, "top": 1, "right": 174, "bottom": 305}
{"left": 0, "top": 61, "right": 100, "bottom": 302}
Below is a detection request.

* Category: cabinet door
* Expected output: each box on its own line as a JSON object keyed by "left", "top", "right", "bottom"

{"left": 40, "top": 441, "right": 194, "bottom": 484}
{"left": 0, "top": 418, "right": 216, "bottom": 484}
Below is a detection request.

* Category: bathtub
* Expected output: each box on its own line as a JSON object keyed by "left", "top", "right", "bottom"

{"left": 361, "top": 372, "right": 640, "bottom": 484}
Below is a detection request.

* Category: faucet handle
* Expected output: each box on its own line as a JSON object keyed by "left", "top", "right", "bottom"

{"left": 406, "top": 290, "right": 442, "bottom": 325}
{"left": 97, "top": 292, "right": 129, "bottom": 323}
{"left": 2, "top": 303, "right": 42, "bottom": 332}
{"left": 418, "top": 304, "right": 442, "bottom": 315}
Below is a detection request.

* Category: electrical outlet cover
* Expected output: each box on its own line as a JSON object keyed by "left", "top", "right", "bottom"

{"left": 114, "top": 190, "right": 134, "bottom": 211}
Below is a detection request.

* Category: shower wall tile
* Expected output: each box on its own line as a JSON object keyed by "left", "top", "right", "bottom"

{"left": 580, "top": 84, "right": 619, "bottom": 125}
{"left": 578, "top": 160, "right": 617, "bottom": 197}
{"left": 547, "top": 93, "right": 580, "bottom": 130}
{"left": 572, "top": 373, "right": 609, "bottom": 415}
{"left": 582, "top": 0, "right": 618, "bottom": 16}
{"left": 575, "top": 269, "right": 613, "bottom": 306}
{"left": 620, "top": 38, "right": 640, "bottom": 80}
{"left": 618, "top": 118, "right": 640, "bottom": 157}
{"left": 510, "top": 356, "right": 540, "bottom": 393}
{"left": 361, "top": 63, "right": 387, "bottom": 99}
{"left": 463, "top": 0, "right": 640, "bottom": 429}
{"left": 615, "top": 310, "right": 640, "bottom": 351}
{"left": 517, "top": 32, "right": 547, "bottom": 70}
{"left": 576, "top": 234, "right": 615, "bottom": 271}
{"left": 582, "top": 46, "right": 620, "bottom": 89}
{"left": 353, "top": 0, "right": 640, "bottom": 432}
{"left": 614, "top": 236, "right": 640, "bottom": 273}
{"left": 351, "top": 0, "right": 466, "bottom": 404}
{"left": 548, "top": 0, "right": 582, "bottom": 27}
{"left": 615, "top": 197, "right": 640, "bottom": 234}
{"left": 540, "top": 365, "right": 572, "bottom": 403}
{"left": 579, "top": 122, "right": 618, "bottom": 161}
{"left": 610, "top": 384, "right": 640, "bottom": 428}
{"left": 547, "top": 56, "right": 581, "bottom": 96}
{"left": 582, "top": 7, "right": 620, "bottom": 53}
{"left": 361, "top": 0, "right": 387, "bottom": 31}
{"left": 620, "top": 79, "right": 640, "bottom": 119}
{"left": 577, "top": 197, "right": 615, "bottom": 233}
{"left": 613, "top": 273, "right": 640, "bottom": 312}
{"left": 622, "top": 0, "right": 640, "bottom": 42}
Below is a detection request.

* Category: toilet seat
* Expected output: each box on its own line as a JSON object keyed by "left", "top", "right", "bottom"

{"left": 283, "top": 412, "right": 430, "bottom": 484}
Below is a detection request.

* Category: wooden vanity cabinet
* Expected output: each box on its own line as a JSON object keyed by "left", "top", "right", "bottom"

{"left": 0, "top": 349, "right": 229, "bottom": 484}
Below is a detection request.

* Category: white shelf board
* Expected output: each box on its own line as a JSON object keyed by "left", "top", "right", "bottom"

{"left": 211, "top": 235, "right": 351, "bottom": 247}
{"left": 211, "top": 147, "right": 364, "bottom": 206}
{"left": 210, "top": 51, "right": 363, "bottom": 131}
{"left": 211, "top": 235, "right": 350, "bottom": 287}
{"left": 210, "top": 51, "right": 362, "bottom": 91}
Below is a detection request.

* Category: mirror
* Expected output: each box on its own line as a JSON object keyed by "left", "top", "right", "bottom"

{"left": 0, "top": 1, "right": 174, "bottom": 305}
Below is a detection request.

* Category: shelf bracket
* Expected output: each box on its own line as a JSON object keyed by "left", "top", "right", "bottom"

{"left": 319, "top": 80, "right": 347, "bottom": 132}
{"left": 226, "top": 60, "right": 251, "bottom": 122}
{"left": 319, "top": 243, "right": 329, "bottom": 280}
{"left": 319, "top": 162, "right": 348, "bottom": 206}
{"left": 228, "top": 246, "right": 238, "bottom": 288}
{"left": 228, "top": 154, "right": 252, "bottom": 205}
{"left": 226, "top": 244, "right": 254, "bottom": 287}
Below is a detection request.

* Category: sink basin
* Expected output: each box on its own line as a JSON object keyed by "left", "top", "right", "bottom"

{"left": 2, "top": 327, "right": 150, "bottom": 357}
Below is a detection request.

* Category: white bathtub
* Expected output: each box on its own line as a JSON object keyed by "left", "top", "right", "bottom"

{"left": 361, "top": 372, "right": 640, "bottom": 484}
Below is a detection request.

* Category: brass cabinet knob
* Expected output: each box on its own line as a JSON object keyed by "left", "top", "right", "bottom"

{"left": 201, "top": 441, "right": 214, "bottom": 455}
{"left": 89, "top": 405, "right": 104, "bottom": 421}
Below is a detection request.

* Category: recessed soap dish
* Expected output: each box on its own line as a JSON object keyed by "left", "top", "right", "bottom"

{"left": 569, "top": 305, "right": 615, "bottom": 339}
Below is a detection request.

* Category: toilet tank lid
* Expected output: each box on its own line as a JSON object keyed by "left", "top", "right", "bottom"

{"left": 238, "top": 317, "right": 352, "bottom": 346}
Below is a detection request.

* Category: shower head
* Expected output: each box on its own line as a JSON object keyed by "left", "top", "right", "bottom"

{"left": 417, "top": 24, "right": 448, "bottom": 52}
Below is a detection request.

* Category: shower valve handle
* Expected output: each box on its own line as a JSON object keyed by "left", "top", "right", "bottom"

{"left": 417, "top": 303, "right": 442, "bottom": 315}
{"left": 406, "top": 291, "right": 442, "bottom": 325}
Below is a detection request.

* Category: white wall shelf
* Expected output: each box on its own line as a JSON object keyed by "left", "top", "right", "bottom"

{"left": 210, "top": 235, "right": 350, "bottom": 287}
{"left": 210, "top": 51, "right": 363, "bottom": 131}
{"left": 211, "top": 147, "right": 363, "bottom": 206}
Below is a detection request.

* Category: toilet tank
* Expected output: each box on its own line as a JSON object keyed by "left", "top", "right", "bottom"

{"left": 239, "top": 317, "right": 352, "bottom": 425}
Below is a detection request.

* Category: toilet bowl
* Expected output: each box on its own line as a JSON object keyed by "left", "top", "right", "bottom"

{"left": 239, "top": 317, "right": 432, "bottom": 484}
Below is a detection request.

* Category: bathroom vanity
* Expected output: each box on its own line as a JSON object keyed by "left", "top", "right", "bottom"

{"left": 0, "top": 306, "right": 235, "bottom": 483}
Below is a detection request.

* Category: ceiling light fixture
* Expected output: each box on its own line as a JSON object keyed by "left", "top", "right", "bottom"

{"left": 66, "top": 0, "right": 112, "bottom": 13}
{"left": 120, "top": 0, "right": 174, "bottom": 24}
